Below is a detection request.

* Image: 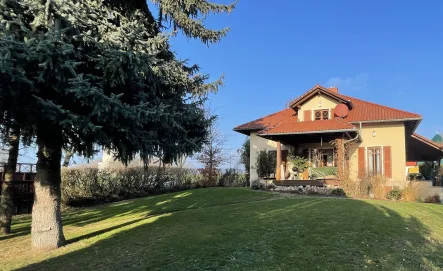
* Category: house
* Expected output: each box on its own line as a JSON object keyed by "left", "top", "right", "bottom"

{"left": 234, "top": 84, "right": 443, "bottom": 188}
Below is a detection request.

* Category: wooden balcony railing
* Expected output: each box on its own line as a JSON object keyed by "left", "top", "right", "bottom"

{"left": 0, "top": 163, "right": 37, "bottom": 214}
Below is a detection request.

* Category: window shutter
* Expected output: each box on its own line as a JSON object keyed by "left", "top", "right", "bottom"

{"left": 331, "top": 108, "right": 335, "bottom": 119}
{"left": 358, "top": 147, "right": 365, "bottom": 178}
{"left": 384, "top": 146, "right": 392, "bottom": 178}
{"left": 304, "top": 110, "right": 311, "bottom": 121}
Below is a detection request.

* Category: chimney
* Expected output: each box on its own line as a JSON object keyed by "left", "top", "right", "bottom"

{"left": 328, "top": 86, "right": 339, "bottom": 94}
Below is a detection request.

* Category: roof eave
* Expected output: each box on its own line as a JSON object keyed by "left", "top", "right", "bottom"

{"left": 260, "top": 128, "right": 358, "bottom": 136}
{"left": 349, "top": 118, "right": 422, "bottom": 124}
{"left": 233, "top": 127, "right": 262, "bottom": 136}
{"left": 411, "top": 134, "right": 443, "bottom": 151}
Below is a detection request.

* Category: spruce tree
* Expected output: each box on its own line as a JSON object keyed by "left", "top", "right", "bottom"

{"left": 0, "top": 0, "right": 235, "bottom": 249}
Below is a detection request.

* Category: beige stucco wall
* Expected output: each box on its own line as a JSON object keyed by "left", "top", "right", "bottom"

{"left": 249, "top": 132, "right": 288, "bottom": 182}
{"left": 349, "top": 122, "right": 407, "bottom": 186}
{"left": 298, "top": 94, "right": 340, "bottom": 121}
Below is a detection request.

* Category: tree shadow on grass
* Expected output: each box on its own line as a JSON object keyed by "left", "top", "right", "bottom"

{"left": 0, "top": 191, "right": 195, "bottom": 242}
{"left": 14, "top": 197, "right": 443, "bottom": 271}
{"left": 1, "top": 188, "right": 271, "bottom": 242}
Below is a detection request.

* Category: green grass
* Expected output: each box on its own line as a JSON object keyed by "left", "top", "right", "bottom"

{"left": 1, "top": 188, "right": 443, "bottom": 270}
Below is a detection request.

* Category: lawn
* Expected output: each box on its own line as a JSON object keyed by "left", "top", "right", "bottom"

{"left": 1, "top": 188, "right": 443, "bottom": 270}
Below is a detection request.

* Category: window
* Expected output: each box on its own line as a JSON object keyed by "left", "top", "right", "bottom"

{"left": 314, "top": 109, "right": 329, "bottom": 120}
{"left": 367, "top": 147, "right": 382, "bottom": 176}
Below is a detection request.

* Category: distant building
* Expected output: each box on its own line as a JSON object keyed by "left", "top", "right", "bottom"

{"left": 432, "top": 133, "right": 443, "bottom": 144}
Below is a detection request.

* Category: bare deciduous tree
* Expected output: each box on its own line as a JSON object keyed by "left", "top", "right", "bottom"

{"left": 197, "top": 114, "right": 226, "bottom": 187}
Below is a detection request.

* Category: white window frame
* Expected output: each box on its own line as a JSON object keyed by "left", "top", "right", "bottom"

{"left": 313, "top": 109, "right": 329, "bottom": 121}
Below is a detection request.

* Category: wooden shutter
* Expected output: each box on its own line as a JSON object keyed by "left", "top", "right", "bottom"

{"left": 331, "top": 108, "right": 335, "bottom": 119}
{"left": 358, "top": 147, "right": 365, "bottom": 178}
{"left": 304, "top": 110, "right": 311, "bottom": 121}
{"left": 384, "top": 146, "right": 392, "bottom": 178}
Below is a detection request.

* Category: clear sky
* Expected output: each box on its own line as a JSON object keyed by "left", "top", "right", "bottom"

{"left": 168, "top": 0, "right": 443, "bottom": 167}
{"left": 14, "top": 1, "right": 443, "bottom": 167}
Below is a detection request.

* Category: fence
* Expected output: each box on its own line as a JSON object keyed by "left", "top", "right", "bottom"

{"left": 0, "top": 163, "right": 36, "bottom": 214}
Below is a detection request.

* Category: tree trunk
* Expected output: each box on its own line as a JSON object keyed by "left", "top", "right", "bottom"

{"left": 31, "top": 126, "right": 65, "bottom": 250}
{"left": 0, "top": 126, "right": 20, "bottom": 234}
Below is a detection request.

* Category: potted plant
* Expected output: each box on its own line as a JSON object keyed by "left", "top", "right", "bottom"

{"left": 288, "top": 154, "right": 308, "bottom": 180}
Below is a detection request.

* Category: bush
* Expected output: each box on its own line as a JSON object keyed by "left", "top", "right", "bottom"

{"left": 331, "top": 188, "right": 346, "bottom": 197}
{"left": 419, "top": 162, "right": 433, "bottom": 179}
{"left": 386, "top": 186, "right": 402, "bottom": 200}
{"left": 61, "top": 166, "right": 201, "bottom": 207}
{"left": 251, "top": 180, "right": 265, "bottom": 190}
{"left": 255, "top": 150, "right": 276, "bottom": 179}
{"left": 342, "top": 175, "right": 387, "bottom": 199}
{"left": 218, "top": 169, "right": 247, "bottom": 187}
{"left": 424, "top": 194, "right": 441, "bottom": 204}
{"left": 401, "top": 184, "right": 419, "bottom": 202}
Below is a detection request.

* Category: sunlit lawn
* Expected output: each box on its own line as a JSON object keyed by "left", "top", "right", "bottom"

{"left": 1, "top": 188, "right": 443, "bottom": 270}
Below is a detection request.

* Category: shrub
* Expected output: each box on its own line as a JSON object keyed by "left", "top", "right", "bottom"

{"left": 424, "top": 194, "right": 441, "bottom": 204}
{"left": 419, "top": 162, "right": 433, "bottom": 179}
{"left": 401, "top": 184, "right": 419, "bottom": 202}
{"left": 331, "top": 188, "right": 346, "bottom": 197}
{"left": 218, "top": 169, "right": 247, "bottom": 187}
{"left": 386, "top": 186, "right": 402, "bottom": 200}
{"left": 251, "top": 180, "right": 265, "bottom": 190}
{"left": 339, "top": 174, "right": 387, "bottom": 199}
{"left": 61, "top": 166, "right": 201, "bottom": 207}
{"left": 255, "top": 150, "right": 276, "bottom": 179}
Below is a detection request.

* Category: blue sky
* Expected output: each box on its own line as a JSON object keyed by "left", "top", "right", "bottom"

{"left": 14, "top": 1, "right": 443, "bottom": 166}
{"left": 167, "top": 0, "right": 443, "bottom": 167}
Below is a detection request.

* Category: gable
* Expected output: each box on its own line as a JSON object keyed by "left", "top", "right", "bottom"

{"left": 298, "top": 93, "right": 340, "bottom": 121}
{"left": 289, "top": 85, "right": 350, "bottom": 109}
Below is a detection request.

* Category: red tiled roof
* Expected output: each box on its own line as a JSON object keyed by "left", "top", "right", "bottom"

{"left": 260, "top": 119, "right": 356, "bottom": 135}
{"left": 334, "top": 92, "right": 421, "bottom": 122}
{"left": 234, "top": 85, "right": 422, "bottom": 135}
{"left": 233, "top": 108, "right": 296, "bottom": 131}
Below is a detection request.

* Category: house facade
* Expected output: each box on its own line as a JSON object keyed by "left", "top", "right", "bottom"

{"left": 234, "top": 84, "right": 443, "bottom": 188}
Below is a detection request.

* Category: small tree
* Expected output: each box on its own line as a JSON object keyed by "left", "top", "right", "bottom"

{"left": 197, "top": 116, "right": 226, "bottom": 186}
{"left": 255, "top": 150, "right": 276, "bottom": 179}
{"left": 419, "top": 161, "right": 433, "bottom": 179}
{"left": 239, "top": 138, "right": 250, "bottom": 180}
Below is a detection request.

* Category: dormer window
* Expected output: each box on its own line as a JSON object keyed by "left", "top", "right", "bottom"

{"left": 314, "top": 109, "right": 329, "bottom": 120}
